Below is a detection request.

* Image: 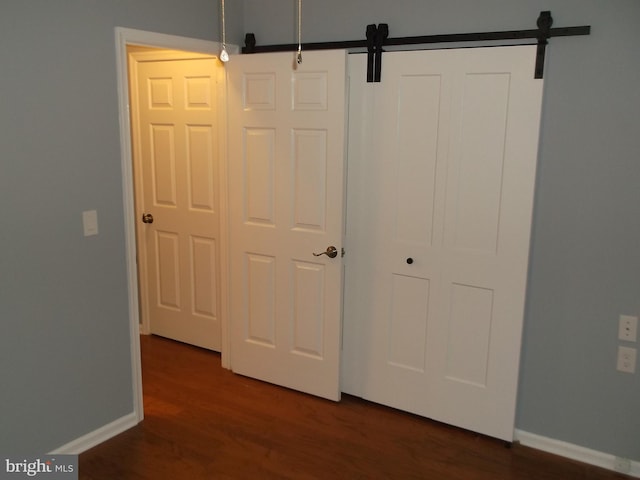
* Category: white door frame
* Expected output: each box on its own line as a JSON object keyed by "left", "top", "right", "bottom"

{"left": 114, "top": 27, "right": 236, "bottom": 421}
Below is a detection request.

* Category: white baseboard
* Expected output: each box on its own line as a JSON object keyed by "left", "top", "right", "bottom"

{"left": 44, "top": 418, "right": 640, "bottom": 476}
{"left": 515, "top": 429, "right": 640, "bottom": 478}
{"left": 49, "top": 412, "right": 139, "bottom": 455}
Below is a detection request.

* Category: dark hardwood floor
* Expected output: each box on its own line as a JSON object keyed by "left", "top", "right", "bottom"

{"left": 80, "top": 335, "right": 629, "bottom": 479}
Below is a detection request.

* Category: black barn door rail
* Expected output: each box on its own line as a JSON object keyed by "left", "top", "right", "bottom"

{"left": 242, "top": 11, "right": 590, "bottom": 81}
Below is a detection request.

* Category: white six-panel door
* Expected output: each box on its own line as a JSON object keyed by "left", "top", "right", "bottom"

{"left": 226, "top": 51, "right": 347, "bottom": 401}
{"left": 343, "top": 46, "right": 543, "bottom": 441}
{"left": 131, "top": 52, "right": 222, "bottom": 351}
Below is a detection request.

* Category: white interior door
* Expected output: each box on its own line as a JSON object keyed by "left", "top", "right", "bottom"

{"left": 343, "top": 46, "right": 543, "bottom": 441}
{"left": 131, "top": 51, "right": 222, "bottom": 351}
{"left": 227, "top": 51, "right": 347, "bottom": 401}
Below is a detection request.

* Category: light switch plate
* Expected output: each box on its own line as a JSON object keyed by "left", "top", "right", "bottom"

{"left": 83, "top": 210, "right": 98, "bottom": 237}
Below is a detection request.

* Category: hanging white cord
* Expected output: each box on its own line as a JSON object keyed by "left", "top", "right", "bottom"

{"left": 220, "top": 0, "right": 229, "bottom": 62}
{"left": 297, "top": 0, "right": 303, "bottom": 64}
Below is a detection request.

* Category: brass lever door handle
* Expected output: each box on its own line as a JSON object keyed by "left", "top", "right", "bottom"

{"left": 313, "top": 246, "right": 338, "bottom": 259}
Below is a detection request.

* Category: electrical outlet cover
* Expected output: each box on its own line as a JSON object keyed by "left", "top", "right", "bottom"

{"left": 617, "top": 346, "right": 636, "bottom": 374}
{"left": 618, "top": 315, "right": 638, "bottom": 342}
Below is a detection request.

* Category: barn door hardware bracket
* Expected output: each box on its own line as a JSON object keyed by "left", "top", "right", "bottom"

{"left": 535, "top": 11, "right": 553, "bottom": 79}
{"left": 365, "top": 23, "right": 389, "bottom": 83}
{"left": 242, "top": 11, "right": 590, "bottom": 81}
{"left": 366, "top": 24, "right": 376, "bottom": 82}
{"left": 374, "top": 23, "right": 388, "bottom": 83}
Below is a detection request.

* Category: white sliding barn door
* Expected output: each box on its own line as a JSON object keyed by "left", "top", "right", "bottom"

{"left": 227, "top": 51, "right": 347, "bottom": 401}
{"left": 344, "top": 46, "right": 543, "bottom": 440}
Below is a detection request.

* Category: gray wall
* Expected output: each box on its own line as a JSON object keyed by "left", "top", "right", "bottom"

{"left": 244, "top": 0, "right": 640, "bottom": 461}
{"left": 0, "top": 0, "right": 242, "bottom": 455}
{"left": 1, "top": 0, "right": 638, "bottom": 463}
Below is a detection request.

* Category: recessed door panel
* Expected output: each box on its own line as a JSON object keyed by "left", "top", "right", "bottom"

{"left": 150, "top": 124, "right": 177, "bottom": 206}
{"left": 292, "top": 261, "right": 325, "bottom": 358}
{"left": 388, "top": 274, "right": 430, "bottom": 373}
{"left": 191, "top": 235, "right": 217, "bottom": 319}
{"left": 155, "top": 231, "right": 180, "bottom": 310}
{"left": 292, "top": 129, "right": 327, "bottom": 231}
{"left": 148, "top": 77, "right": 173, "bottom": 108}
{"left": 245, "top": 128, "right": 275, "bottom": 225}
{"left": 243, "top": 73, "right": 276, "bottom": 110}
{"left": 185, "top": 75, "right": 212, "bottom": 108}
{"left": 293, "top": 72, "right": 328, "bottom": 111}
{"left": 395, "top": 75, "right": 441, "bottom": 247}
{"left": 447, "top": 73, "right": 510, "bottom": 254}
{"left": 246, "top": 254, "right": 276, "bottom": 346}
{"left": 445, "top": 283, "right": 493, "bottom": 387}
{"left": 187, "top": 126, "right": 215, "bottom": 211}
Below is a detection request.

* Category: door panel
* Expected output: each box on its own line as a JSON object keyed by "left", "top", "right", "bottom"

{"left": 292, "top": 129, "right": 328, "bottom": 230}
{"left": 244, "top": 128, "right": 276, "bottom": 224}
{"left": 292, "top": 261, "right": 326, "bottom": 357}
{"left": 445, "top": 72, "right": 510, "bottom": 252}
{"left": 187, "top": 126, "right": 216, "bottom": 210}
{"left": 191, "top": 236, "right": 218, "bottom": 317}
{"left": 395, "top": 74, "right": 440, "bottom": 248}
{"left": 227, "top": 51, "right": 347, "bottom": 401}
{"left": 388, "top": 274, "right": 430, "bottom": 372}
{"left": 446, "top": 283, "right": 493, "bottom": 386}
{"left": 132, "top": 54, "right": 222, "bottom": 351}
{"left": 150, "top": 125, "right": 177, "bottom": 206}
{"left": 156, "top": 231, "right": 180, "bottom": 309}
{"left": 345, "top": 46, "right": 543, "bottom": 440}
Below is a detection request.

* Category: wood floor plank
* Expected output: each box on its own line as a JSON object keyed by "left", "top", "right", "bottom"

{"left": 79, "top": 335, "right": 631, "bottom": 479}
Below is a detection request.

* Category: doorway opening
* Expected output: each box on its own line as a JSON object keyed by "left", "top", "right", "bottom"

{"left": 115, "top": 27, "right": 233, "bottom": 422}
